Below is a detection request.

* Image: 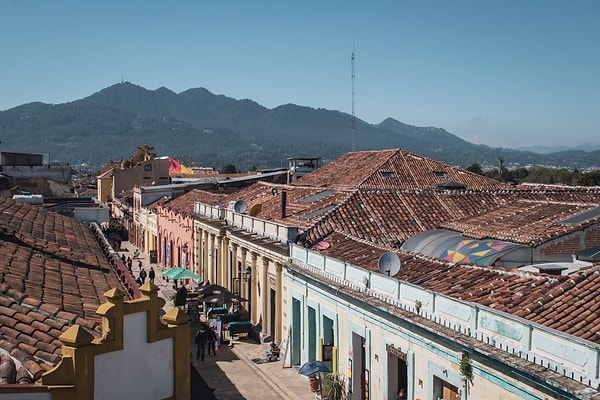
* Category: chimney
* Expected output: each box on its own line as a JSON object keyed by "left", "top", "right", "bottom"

{"left": 280, "top": 189, "right": 287, "bottom": 219}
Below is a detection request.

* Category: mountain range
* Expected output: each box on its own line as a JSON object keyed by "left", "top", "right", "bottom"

{"left": 0, "top": 82, "right": 598, "bottom": 171}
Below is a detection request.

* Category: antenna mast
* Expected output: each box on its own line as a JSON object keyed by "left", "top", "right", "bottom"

{"left": 351, "top": 42, "right": 356, "bottom": 151}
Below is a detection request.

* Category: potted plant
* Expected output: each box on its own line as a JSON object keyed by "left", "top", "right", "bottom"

{"left": 415, "top": 300, "right": 422, "bottom": 314}
{"left": 323, "top": 373, "right": 346, "bottom": 400}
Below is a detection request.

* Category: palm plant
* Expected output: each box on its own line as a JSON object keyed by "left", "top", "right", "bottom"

{"left": 324, "top": 373, "right": 346, "bottom": 400}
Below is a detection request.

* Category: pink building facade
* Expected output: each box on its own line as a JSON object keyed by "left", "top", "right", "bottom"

{"left": 156, "top": 205, "right": 194, "bottom": 273}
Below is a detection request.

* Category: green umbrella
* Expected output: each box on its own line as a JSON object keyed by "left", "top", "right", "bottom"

{"left": 162, "top": 266, "right": 184, "bottom": 278}
{"left": 170, "top": 268, "right": 200, "bottom": 280}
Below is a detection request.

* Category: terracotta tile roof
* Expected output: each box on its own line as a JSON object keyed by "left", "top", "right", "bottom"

{"left": 313, "top": 233, "right": 600, "bottom": 345}
{"left": 442, "top": 197, "right": 600, "bottom": 245}
{"left": 303, "top": 189, "right": 516, "bottom": 247}
{"left": 294, "top": 164, "right": 600, "bottom": 346}
{"left": 148, "top": 195, "right": 171, "bottom": 209}
{"left": 300, "top": 183, "right": 600, "bottom": 249}
{"left": 191, "top": 150, "right": 600, "bottom": 350}
{"left": 161, "top": 189, "right": 228, "bottom": 214}
{"left": 195, "top": 150, "right": 513, "bottom": 241}
{"left": 293, "top": 149, "right": 510, "bottom": 191}
{"left": 0, "top": 197, "right": 124, "bottom": 384}
{"left": 215, "top": 160, "right": 600, "bottom": 252}
{"left": 216, "top": 182, "right": 354, "bottom": 230}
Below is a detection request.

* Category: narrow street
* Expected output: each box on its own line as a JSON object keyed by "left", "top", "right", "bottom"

{"left": 121, "top": 241, "right": 314, "bottom": 400}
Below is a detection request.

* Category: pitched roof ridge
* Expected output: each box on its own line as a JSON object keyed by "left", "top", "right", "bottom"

{"left": 358, "top": 148, "right": 401, "bottom": 187}
{"left": 459, "top": 262, "right": 561, "bottom": 283}
{"left": 301, "top": 190, "right": 367, "bottom": 244}
{"left": 518, "top": 183, "right": 600, "bottom": 192}
{"left": 518, "top": 198, "right": 600, "bottom": 207}
{"left": 287, "top": 183, "right": 355, "bottom": 193}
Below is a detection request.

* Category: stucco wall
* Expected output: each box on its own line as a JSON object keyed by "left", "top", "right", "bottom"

{"left": 296, "top": 278, "right": 541, "bottom": 399}
{"left": 282, "top": 257, "right": 593, "bottom": 400}
{"left": 112, "top": 159, "right": 170, "bottom": 199}
{"left": 94, "top": 312, "right": 173, "bottom": 399}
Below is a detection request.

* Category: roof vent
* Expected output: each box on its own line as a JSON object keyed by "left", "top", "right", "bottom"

{"left": 436, "top": 181, "right": 466, "bottom": 191}
{"left": 536, "top": 264, "right": 568, "bottom": 276}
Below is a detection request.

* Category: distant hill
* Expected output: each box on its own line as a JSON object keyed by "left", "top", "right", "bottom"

{"left": 1, "top": 82, "right": 599, "bottom": 171}
{"left": 520, "top": 144, "right": 600, "bottom": 154}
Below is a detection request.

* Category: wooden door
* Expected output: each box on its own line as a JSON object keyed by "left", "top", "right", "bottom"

{"left": 442, "top": 381, "right": 459, "bottom": 399}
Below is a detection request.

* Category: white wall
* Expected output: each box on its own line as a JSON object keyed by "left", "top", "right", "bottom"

{"left": 94, "top": 312, "right": 173, "bottom": 399}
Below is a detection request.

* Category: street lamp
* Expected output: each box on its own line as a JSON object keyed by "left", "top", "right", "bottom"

{"left": 242, "top": 266, "right": 251, "bottom": 282}
{"left": 241, "top": 266, "right": 252, "bottom": 320}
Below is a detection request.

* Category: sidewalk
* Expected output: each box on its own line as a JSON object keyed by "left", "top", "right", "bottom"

{"left": 118, "top": 242, "right": 315, "bottom": 400}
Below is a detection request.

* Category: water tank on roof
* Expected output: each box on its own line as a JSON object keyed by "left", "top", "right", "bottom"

{"left": 13, "top": 194, "right": 44, "bottom": 205}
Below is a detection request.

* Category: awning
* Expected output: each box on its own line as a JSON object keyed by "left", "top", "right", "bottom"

{"left": 162, "top": 266, "right": 184, "bottom": 278}
{"left": 170, "top": 269, "right": 200, "bottom": 280}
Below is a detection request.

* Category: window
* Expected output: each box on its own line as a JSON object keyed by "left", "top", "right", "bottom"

{"left": 380, "top": 171, "right": 395, "bottom": 179}
{"left": 144, "top": 164, "right": 153, "bottom": 171}
{"left": 300, "top": 205, "right": 336, "bottom": 220}
{"left": 300, "top": 190, "right": 336, "bottom": 203}
{"left": 433, "top": 171, "right": 447, "bottom": 178}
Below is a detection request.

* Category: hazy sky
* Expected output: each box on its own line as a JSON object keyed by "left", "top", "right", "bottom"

{"left": 1, "top": 0, "right": 599, "bottom": 149}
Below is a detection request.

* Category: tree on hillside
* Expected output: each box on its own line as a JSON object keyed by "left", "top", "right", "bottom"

{"left": 521, "top": 167, "right": 577, "bottom": 185}
{"left": 466, "top": 163, "right": 483, "bottom": 175}
{"left": 577, "top": 170, "right": 600, "bottom": 186}
{"left": 221, "top": 164, "right": 237, "bottom": 174}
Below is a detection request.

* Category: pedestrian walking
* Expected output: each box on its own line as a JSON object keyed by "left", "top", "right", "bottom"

{"left": 127, "top": 257, "right": 133, "bottom": 272}
{"left": 149, "top": 267, "right": 155, "bottom": 283}
{"left": 195, "top": 326, "right": 208, "bottom": 361}
{"left": 139, "top": 268, "right": 147, "bottom": 284}
{"left": 207, "top": 326, "right": 217, "bottom": 356}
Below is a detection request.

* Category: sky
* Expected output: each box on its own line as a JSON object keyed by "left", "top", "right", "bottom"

{"left": 1, "top": 0, "right": 599, "bottom": 149}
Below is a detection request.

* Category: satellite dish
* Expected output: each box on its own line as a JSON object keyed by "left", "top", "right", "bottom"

{"left": 248, "top": 203, "right": 262, "bottom": 216}
{"left": 233, "top": 200, "right": 247, "bottom": 214}
{"left": 377, "top": 252, "right": 401, "bottom": 276}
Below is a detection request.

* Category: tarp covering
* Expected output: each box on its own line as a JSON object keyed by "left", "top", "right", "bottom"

{"left": 402, "top": 229, "right": 524, "bottom": 266}
{"left": 440, "top": 239, "right": 516, "bottom": 265}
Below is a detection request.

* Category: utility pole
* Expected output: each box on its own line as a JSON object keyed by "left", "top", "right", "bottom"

{"left": 351, "top": 43, "right": 356, "bottom": 152}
